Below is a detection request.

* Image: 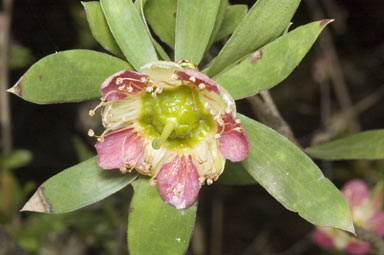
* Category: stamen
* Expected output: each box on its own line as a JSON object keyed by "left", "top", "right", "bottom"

{"left": 146, "top": 86, "right": 154, "bottom": 92}
{"left": 149, "top": 178, "right": 157, "bottom": 186}
{"left": 214, "top": 134, "right": 221, "bottom": 139}
{"left": 89, "top": 101, "right": 105, "bottom": 116}
{"left": 235, "top": 119, "right": 241, "bottom": 124}
{"left": 118, "top": 84, "right": 125, "bottom": 90}
{"left": 207, "top": 178, "right": 213, "bottom": 185}
{"left": 210, "top": 109, "right": 216, "bottom": 115}
{"left": 225, "top": 106, "right": 232, "bottom": 114}
{"left": 88, "top": 129, "right": 95, "bottom": 137}
{"left": 171, "top": 73, "right": 179, "bottom": 80}
{"left": 199, "top": 177, "right": 206, "bottom": 185}
{"left": 127, "top": 86, "right": 133, "bottom": 92}
{"left": 191, "top": 88, "right": 198, "bottom": 112}
{"left": 198, "top": 83, "right": 205, "bottom": 90}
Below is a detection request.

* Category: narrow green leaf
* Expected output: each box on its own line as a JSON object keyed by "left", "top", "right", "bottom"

{"left": 8, "top": 50, "right": 132, "bottom": 104}
{"left": 175, "top": 0, "right": 221, "bottom": 64}
{"left": 206, "top": 0, "right": 228, "bottom": 49}
{"left": 100, "top": 0, "right": 158, "bottom": 69}
{"left": 206, "top": 0, "right": 300, "bottom": 77}
{"left": 21, "top": 157, "right": 138, "bottom": 213}
{"left": 136, "top": 0, "right": 171, "bottom": 61}
{"left": 214, "top": 5, "right": 248, "bottom": 42}
{"left": 306, "top": 130, "right": 384, "bottom": 160}
{"left": 144, "top": 0, "right": 177, "bottom": 47}
{"left": 128, "top": 176, "right": 197, "bottom": 255}
{"left": 214, "top": 20, "right": 331, "bottom": 100}
{"left": 82, "top": 1, "right": 124, "bottom": 58}
{"left": 0, "top": 149, "right": 32, "bottom": 169}
{"left": 238, "top": 114, "right": 354, "bottom": 233}
{"left": 219, "top": 161, "right": 256, "bottom": 185}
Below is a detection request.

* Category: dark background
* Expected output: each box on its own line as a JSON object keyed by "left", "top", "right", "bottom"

{"left": 2, "top": 0, "right": 384, "bottom": 254}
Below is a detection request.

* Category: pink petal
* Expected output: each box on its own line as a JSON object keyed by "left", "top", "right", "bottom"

{"left": 156, "top": 156, "right": 200, "bottom": 209}
{"left": 219, "top": 114, "right": 249, "bottom": 162}
{"left": 345, "top": 241, "right": 370, "bottom": 255}
{"left": 368, "top": 210, "right": 384, "bottom": 236}
{"left": 100, "top": 70, "right": 147, "bottom": 101}
{"left": 342, "top": 180, "right": 370, "bottom": 207}
{"left": 310, "top": 230, "right": 334, "bottom": 249}
{"left": 95, "top": 129, "right": 144, "bottom": 169}
{"left": 175, "top": 69, "right": 219, "bottom": 94}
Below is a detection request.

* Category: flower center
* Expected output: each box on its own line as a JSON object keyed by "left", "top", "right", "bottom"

{"left": 139, "top": 85, "right": 214, "bottom": 150}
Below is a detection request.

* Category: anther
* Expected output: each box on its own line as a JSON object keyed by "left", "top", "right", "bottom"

{"left": 116, "top": 77, "right": 123, "bottom": 84}
{"left": 199, "top": 177, "right": 206, "bottom": 185}
{"left": 198, "top": 83, "right": 205, "bottom": 89}
{"left": 89, "top": 110, "right": 95, "bottom": 116}
{"left": 120, "top": 167, "right": 128, "bottom": 174}
{"left": 225, "top": 106, "right": 232, "bottom": 114}
{"left": 146, "top": 86, "right": 154, "bottom": 92}
{"left": 88, "top": 129, "right": 95, "bottom": 137}
{"left": 118, "top": 84, "right": 125, "bottom": 90}
{"left": 214, "top": 134, "right": 221, "bottom": 139}
{"left": 189, "top": 76, "right": 196, "bottom": 83}
{"left": 127, "top": 86, "right": 133, "bottom": 92}
{"left": 235, "top": 119, "right": 241, "bottom": 124}
{"left": 97, "top": 137, "right": 105, "bottom": 142}
{"left": 151, "top": 92, "right": 157, "bottom": 98}
{"left": 207, "top": 178, "right": 213, "bottom": 185}
{"left": 140, "top": 77, "right": 147, "bottom": 83}
{"left": 204, "top": 102, "right": 211, "bottom": 110}
{"left": 210, "top": 109, "right": 216, "bottom": 115}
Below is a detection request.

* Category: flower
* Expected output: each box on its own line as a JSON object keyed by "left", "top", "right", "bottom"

{"left": 88, "top": 61, "right": 249, "bottom": 209}
{"left": 311, "top": 179, "right": 384, "bottom": 254}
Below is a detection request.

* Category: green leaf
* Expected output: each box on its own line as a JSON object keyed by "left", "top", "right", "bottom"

{"left": 206, "top": 0, "right": 300, "bottom": 77}
{"left": 219, "top": 161, "right": 256, "bottom": 185}
{"left": 8, "top": 50, "right": 132, "bottom": 104}
{"left": 238, "top": 114, "right": 354, "bottom": 233}
{"left": 214, "top": 20, "right": 331, "bottom": 100}
{"left": 0, "top": 149, "right": 32, "bottom": 169}
{"left": 175, "top": 0, "right": 221, "bottom": 64}
{"left": 128, "top": 176, "right": 197, "bottom": 255}
{"left": 136, "top": 0, "right": 171, "bottom": 61}
{"left": 306, "top": 130, "right": 384, "bottom": 160}
{"left": 144, "top": 0, "right": 177, "bottom": 47}
{"left": 206, "top": 0, "right": 228, "bottom": 49}
{"left": 21, "top": 157, "right": 138, "bottom": 213}
{"left": 100, "top": 0, "right": 158, "bottom": 69}
{"left": 214, "top": 4, "right": 248, "bottom": 42}
{"left": 82, "top": 1, "right": 124, "bottom": 58}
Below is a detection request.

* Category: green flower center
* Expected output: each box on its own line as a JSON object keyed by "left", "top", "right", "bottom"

{"left": 139, "top": 85, "right": 214, "bottom": 150}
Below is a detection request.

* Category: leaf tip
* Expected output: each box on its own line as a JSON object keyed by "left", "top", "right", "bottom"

{"left": 7, "top": 77, "right": 23, "bottom": 97}
{"left": 320, "top": 19, "right": 335, "bottom": 28}
{"left": 20, "top": 186, "right": 53, "bottom": 213}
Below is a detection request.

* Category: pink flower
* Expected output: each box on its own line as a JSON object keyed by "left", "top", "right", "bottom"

{"left": 89, "top": 61, "right": 249, "bottom": 209}
{"left": 311, "top": 179, "right": 384, "bottom": 254}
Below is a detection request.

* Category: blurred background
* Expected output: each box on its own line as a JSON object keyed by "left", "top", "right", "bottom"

{"left": 1, "top": 0, "right": 383, "bottom": 254}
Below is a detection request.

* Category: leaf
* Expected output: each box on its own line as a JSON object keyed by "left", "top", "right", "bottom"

{"left": 82, "top": 1, "right": 124, "bottom": 58}
{"left": 21, "top": 157, "right": 138, "bottom": 213}
{"left": 214, "top": 4, "right": 248, "bottom": 42}
{"left": 238, "top": 114, "right": 354, "bottom": 233}
{"left": 128, "top": 176, "right": 197, "bottom": 255}
{"left": 0, "top": 149, "right": 32, "bottom": 169}
{"left": 100, "top": 0, "right": 158, "bottom": 70}
{"left": 175, "top": 0, "right": 221, "bottom": 64}
{"left": 218, "top": 161, "right": 256, "bottom": 185}
{"left": 306, "top": 130, "right": 384, "bottom": 160}
{"left": 206, "top": 0, "right": 301, "bottom": 77}
{"left": 206, "top": 0, "right": 228, "bottom": 49}
{"left": 213, "top": 20, "right": 332, "bottom": 100}
{"left": 8, "top": 50, "right": 132, "bottom": 104}
{"left": 144, "top": 0, "right": 177, "bottom": 47}
{"left": 136, "top": 0, "right": 171, "bottom": 61}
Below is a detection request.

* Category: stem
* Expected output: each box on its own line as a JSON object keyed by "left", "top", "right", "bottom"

{"left": 0, "top": 0, "right": 14, "bottom": 154}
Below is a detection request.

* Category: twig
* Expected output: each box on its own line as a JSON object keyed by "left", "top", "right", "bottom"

{"left": 0, "top": 0, "right": 14, "bottom": 154}
{"left": 210, "top": 190, "right": 223, "bottom": 255}
{"left": 305, "top": 0, "right": 360, "bottom": 133}
{"left": 247, "top": 91, "right": 300, "bottom": 147}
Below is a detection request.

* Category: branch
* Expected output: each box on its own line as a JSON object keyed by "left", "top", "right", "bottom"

{"left": 0, "top": 0, "right": 14, "bottom": 154}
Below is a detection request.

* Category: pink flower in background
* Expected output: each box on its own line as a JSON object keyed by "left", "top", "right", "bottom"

{"left": 89, "top": 61, "right": 249, "bottom": 209}
{"left": 311, "top": 179, "right": 384, "bottom": 254}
